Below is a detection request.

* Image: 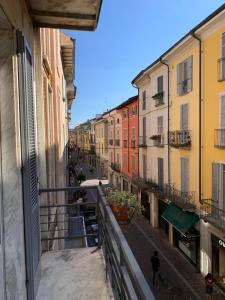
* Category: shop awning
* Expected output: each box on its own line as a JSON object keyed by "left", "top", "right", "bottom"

{"left": 161, "top": 203, "right": 199, "bottom": 234}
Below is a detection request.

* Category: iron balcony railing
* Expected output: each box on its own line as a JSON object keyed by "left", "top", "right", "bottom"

{"left": 218, "top": 57, "right": 225, "bottom": 81}
{"left": 111, "top": 162, "right": 121, "bottom": 172}
{"left": 214, "top": 129, "right": 225, "bottom": 148}
{"left": 139, "top": 136, "right": 147, "bottom": 147}
{"left": 39, "top": 186, "right": 155, "bottom": 300}
{"left": 131, "top": 140, "right": 136, "bottom": 148}
{"left": 151, "top": 134, "right": 164, "bottom": 147}
{"left": 169, "top": 130, "right": 191, "bottom": 148}
{"left": 201, "top": 199, "right": 225, "bottom": 231}
{"left": 123, "top": 140, "right": 127, "bottom": 148}
{"left": 109, "top": 139, "right": 113, "bottom": 146}
{"left": 152, "top": 91, "right": 164, "bottom": 106}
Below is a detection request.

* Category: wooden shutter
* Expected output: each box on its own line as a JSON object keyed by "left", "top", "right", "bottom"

{"left": 212, "top": 163, "right": 220, "bottom": 204}
{"left": 222, "top": 33, "right": 225, "bottom": 58}
{"left": 157, "top": 116, "right": 163, "bottom": 134}
{"left": 142, "top": 90, "right": 146, "bottom": 110}
{"left": 132, "top": 156, "right": 136, "bottom": 172}
{"left": 180, "top": 103, "right": 188, "bottom": 130}
{"left": 17, "top": 31, "right": 40, "bottom": 299}
{"left": 181, "top": 157, "right": 189, "bottom": 192}
{"left": 143, "top": 117, "right": 146, "bottom": 144}
{"left": 177, "top": 62, "right": 184, "bottom": 95}
{"left": 131, "top": 127, "right": 135, "bottom": 140}
{"left": 158, "top": 158, "right": 164, "bottom": 187}
{"left": 143, "top": 154, "right": 147, "bottom": 180}
{"left": 221, "top": 95, "right": 225, "bottom": 128}
{"left": 187, "top": 56, "right": 193, "bottom": 92}
{"left": 157, "top": 76, "right": 163, "bottom": 93}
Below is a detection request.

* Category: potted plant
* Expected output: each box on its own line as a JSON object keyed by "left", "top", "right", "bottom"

{"left": 106, "top": 189, "right": 142, "bottom": 222}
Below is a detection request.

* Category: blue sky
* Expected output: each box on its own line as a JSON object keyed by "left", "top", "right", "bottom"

{"left": 66, "top": 0, "right": 225, "bottom": 128}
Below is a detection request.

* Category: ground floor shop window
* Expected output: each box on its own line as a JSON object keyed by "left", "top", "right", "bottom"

{"left": 211, "top": 234, "right": 225, "bottom": 291}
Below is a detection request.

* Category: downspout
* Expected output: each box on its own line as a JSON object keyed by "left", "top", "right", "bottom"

{"left": 132, "top": 83, "right": 139, "bottom": 178}
{"left": 160, "top": 58, "right": 170, "bottom": 187}
{"left": 191, "top": 31, "right": 202, "bottom": 204}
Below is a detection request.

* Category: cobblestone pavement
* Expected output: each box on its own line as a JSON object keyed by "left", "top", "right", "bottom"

{"left": 121, "top": 216, "right": 225, "bottom": 300}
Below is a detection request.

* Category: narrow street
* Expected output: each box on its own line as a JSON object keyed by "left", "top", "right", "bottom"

{"left": 79, "top": 160, "right": 225, "bottom": 300}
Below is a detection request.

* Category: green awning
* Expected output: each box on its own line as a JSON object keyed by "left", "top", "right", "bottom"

{"left": 161, "top": 203, "right": 199, "bottom": 234}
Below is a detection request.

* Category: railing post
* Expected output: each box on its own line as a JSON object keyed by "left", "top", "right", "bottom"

{"left": 119, "top": 246, "right": 125, "bottom": 300}
{"left": 97, "top": 189, "right": 101, "bottom": 249}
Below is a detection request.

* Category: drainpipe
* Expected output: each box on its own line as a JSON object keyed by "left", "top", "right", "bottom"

{"left": 191, "top": 31, "right": 202, "bottom": 204}
{"left": 160, "top": 58, "right": 171, "bottom": 187}
{"left": 132, "top": 83, "right": 139, "bottom": 178}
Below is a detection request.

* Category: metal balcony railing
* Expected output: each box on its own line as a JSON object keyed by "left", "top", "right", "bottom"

{"left": 214, "top": 129, "right": 225, "bottom": 148}
{"left": 111, "top": 162, "right": 121, "bottom": 172}
{"left": 151, "top": 134, "right": 164, "bottom": 147}
{"left": 123, "top": 140, "right": 127, "bottom": 148}
{"left": 218, "top": 57, "right": 225, "bottom": 81}
{"left": 131, "top": 140, "right": 136, "bottom": 148}
{"left": 139, "top": 136, "right": 147, "bottom": 147}
{"left": 201, "top": 199, "right": 225, "bottom": 231}
{"left": 152, "top": 91, "right": 164, "bottom": 106}
{"left": 109, "top": 139, "right": 113, "bottom": 146}
{"left": 39, "top": 186, "right": 155, "bottom": 300}
{"left": 169, "top": 130, "right": 191, "bottom": 148}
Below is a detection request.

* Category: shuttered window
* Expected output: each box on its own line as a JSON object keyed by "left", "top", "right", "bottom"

{"left": 17, "top": 31, "right": 40, "bottom": 299}
{"left": 143, "top": 117, "right": 146, "bottom": 144}
{"left": 132, "top": 156, "right": 136, "bottom": 173}
{"left": 131, "top": 127, "right": 135, "bottom": 140}
{"left": 177, "top": 56, "right": 193, "bottom": 95}
{"left": 158, "top": 158, "right": 164, "bottom": 187}
{"left": 180, "top": 103, "right": 188, "bottom": 130}
{"left": 143, "top": 154, "right": 147, "bottom": 180}
{"left": 220, "top": 96, "right": 225, "bottom": 146}
{"left": 142, "top": 90, "right": 146, "bottom": 110}
{"left": 212, "top": 163, "right": 220, "bottom": 204}
{"left": 222, "top": 33, "right": 225, "bottom": 58}
{"left": 123, "top": 128, "right": 127, "bottom": 140}
{"left": 181, "top": 157, "right": 189, "bottom": 192}
{"left": 157, "top": 76, "right": 163, "bottom": 93}
{"left": 157, "top": 116, "right": 163, "bottom": 134}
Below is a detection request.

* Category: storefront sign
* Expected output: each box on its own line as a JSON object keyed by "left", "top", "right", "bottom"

{"left": 212, "top": 234, "right": 225, "bottom": 250}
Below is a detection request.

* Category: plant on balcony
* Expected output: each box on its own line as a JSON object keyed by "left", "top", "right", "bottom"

{"left": 150, "top": 134, "right": 161, "bottom": 140}
{"left": 106, "top": 189, "right": 142, "bottom": 223}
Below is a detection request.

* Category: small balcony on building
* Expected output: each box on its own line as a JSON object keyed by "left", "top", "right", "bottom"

{"left": 115, "top": 139, "right": 120, "bottom": 146}
{"left": 109, "top": 139, "right": 113, "bottom": 146}
{"left": 37, "top": 186, "right": 154, "bottom": 300}
{"left": 169, "top": 130, "right": 191, "bottom": 149}
{"left": 131, "top": 140, "right": 136, "bottom": 149}
{"left": 150, "top": 134, "right": 164, "bottom": 147}
{"left": 123, "top": 140, "right": 127, "bottom": 148}
{"left": 139, "top": 136, "right": 147, "bottom": 148}
{"left": 214, "top": 129, "right": 225, "bottom": 148}
{"left": 111, "top": 162, "right": 121, "bottom": 172}
{"left": 218, "top": 57, "right": 225, "bottom": 81}
{"left": 152, "top": 92, "right": 164, "bottom": 107}
{"left": 201, "top": 199, "right": 225, "bottom": 231}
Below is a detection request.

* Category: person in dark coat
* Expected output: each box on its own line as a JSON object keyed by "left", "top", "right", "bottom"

{"left": 205, "top": 273, "right": 213, "bottom": 300}
{"left": 150, "top": 251, "right": 163, "bottom": 286}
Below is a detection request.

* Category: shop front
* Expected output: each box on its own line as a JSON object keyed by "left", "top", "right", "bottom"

{"left": 162, "top": 202, "right": 200, "bottom": 267}
{"left": 211, "top": 234, "right": 225, "bottom": 291}
{"left": 158, "top": 199, "right": 169, "bottom": 237}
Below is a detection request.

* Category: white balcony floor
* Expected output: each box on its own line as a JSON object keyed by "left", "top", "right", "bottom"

{"left": 37, "top": 248, "right": 114, "bottom": 300}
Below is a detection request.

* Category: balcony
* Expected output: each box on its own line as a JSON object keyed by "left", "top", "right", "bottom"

{"left": 131, "top": 140, "right": 136, "bottom": 149}
{"left": 111, "top": 162, "right": 121, "bottom": 172}
{"left": 201, "top": 199, "right": 225, "bottom": 231}
{"left": 123, "top": 140, "right": 127, "bottom": 148}
{"left": 115, "top": 139, "right": 120, "bottom": 146}
{"left": 150, "top": 134, "right": 164, "bottom": 147}
{"left": 139, "top": 136, "right": 147, "bottom": 148}
{"left": 152, "top": 92, "right": 164, "bottom": 107}
{"left": 169, "top": 130, "right": 191, "bottom": 149}
{"left": 218, "top": 57, "right": 225, "bottom": 81}
{"left": 156, "top": 184, "right": 196, "bottom": 210}
{"left": 38, "top": 186, "right": 154, "bottom": 300}
{"left": 214, "top": 129, "right": 225, "bottom": 148}
{"left": 109, "top": 139, "right": 113, "bottom": 146}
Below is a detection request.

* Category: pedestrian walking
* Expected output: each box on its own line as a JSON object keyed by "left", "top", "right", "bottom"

{"left": 150, "top": 251, "right": 163, "bottom": 286}
{"left": 205, "top": 273, "right": 213, "bottom": 300}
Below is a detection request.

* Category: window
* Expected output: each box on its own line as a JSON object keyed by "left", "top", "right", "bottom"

{"left": 102, "top": 144, "right": 103, "bottom": 155}
{"left": 111, "top": 120, "right": 113, "bottom": 125}
{"left": 132, "top": 156, "right": 136, "bottom": 173}
{"left": 123, "top": 128, "right": 127, "bottom": 140}
{"left": 219, "top": 95, "right": 225, "bottom": 146}
{"left": 177, "top": 56, "right": 193, "bottom": 95}
{"left": 131, "top": 106, "right": 137, "bottom": 115}
{"left": 157, "top": 116, "right": 163, "bottom": 134}
{"left": 117, "top": 118, "right": 120, "bottom": 124}
{"left": 123, "top": 110, "right": 128, "bottom": 118}
{"left": 123, "top": 153, "right": 128, "bottom": 168}
{"left": 181, "top": 157, "right": 189, "bottom": 193}
{"left": 157, "top": 76, "right": 163, "bottom": 93}
{"left": 220, "top": 33, "right": 225, "bottom": 80}
{"left": 212, "top": 163, "right": 225, "bottom": 210}
{"left": 142, "top": 91, "right": 146, "bottom": 110}
{"left": 158, "top": 158, "right": 164, "bottom": 187}
{"left": 116, "top": 153, "right": 120, "bottom": 164}
{"left": 180, "top": 103, "right": 188, "bottom": 130}
{"left": 131, "top": 127, "right": 135, "bottom": 140}
{"left": 143, "top": 117, "right": 146, "bottom": 144}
